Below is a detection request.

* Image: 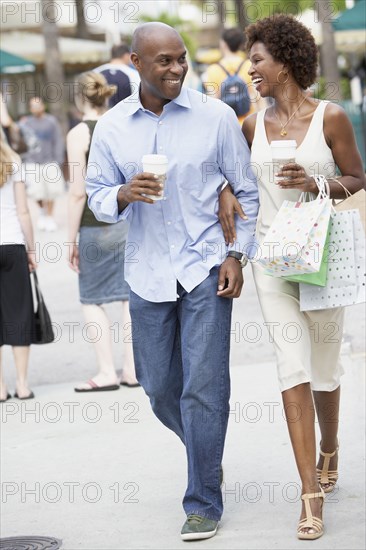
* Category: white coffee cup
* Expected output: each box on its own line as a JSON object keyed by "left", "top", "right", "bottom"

{"left": 270, "top": 140, "right": 297, "bottom": 182}
{"left": 142, "top": 154, "right": 168, "bottom": 201}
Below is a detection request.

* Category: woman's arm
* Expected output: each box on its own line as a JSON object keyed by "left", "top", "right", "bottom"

{"left": 66, "top": 122, "right": 90, "bottom": 272}
{"left": 323, "top": 103, "right": 365, "bottom": 197}
{"left": 219, "top": 114, "right": 257, "bottom": 244}
{"left": 14, "top": 179, "right": 36, "bottom": 271}
{"left": 278, "top": 103, "right": 365, "bottom": 196}
{"left": 0, "top": 93, "right": 12, "bottom": 127}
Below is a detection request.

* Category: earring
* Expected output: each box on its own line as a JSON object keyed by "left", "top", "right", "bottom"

{"left": 277, "top": 70, "right": 289, "bottom": 84}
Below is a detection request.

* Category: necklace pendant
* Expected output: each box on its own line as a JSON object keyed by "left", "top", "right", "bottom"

{"left": 280, "top": 129, "right": 287, "bottom": 136}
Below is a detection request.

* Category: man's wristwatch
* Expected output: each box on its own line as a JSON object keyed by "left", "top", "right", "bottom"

{"left": 227, "top": 250, "right": 248, "bottom": 268}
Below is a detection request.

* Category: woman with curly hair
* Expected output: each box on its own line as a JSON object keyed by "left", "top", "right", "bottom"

{"left": 219, "top": 14, "right": 365, "bottom": 540}
{"left": 67, "top": 72, "right": 139, "bottom": 391}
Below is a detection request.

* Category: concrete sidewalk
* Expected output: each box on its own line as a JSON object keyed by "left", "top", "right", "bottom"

{"left": 1, "top": 354, "right": 365, "bottom": 550}
{"left": 1, "top": 194, "right": 365, "bottom": 549}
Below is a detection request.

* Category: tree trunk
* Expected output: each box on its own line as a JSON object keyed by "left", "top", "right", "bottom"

{"left": 315, "top": 0, "right": 342, "bottom": 101}
{"left": 41, "top": 0, "right": 69, "bottom": 137}
{"left": 75, "top": 0, "right": 90, "bottom": 39}
{"left": 218, "top": 1, "right": 226, "bottom": 34}
{"left": 235, "top": 0, "right": 248, "bottom": 29}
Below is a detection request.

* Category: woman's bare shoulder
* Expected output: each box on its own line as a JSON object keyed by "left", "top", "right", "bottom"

{"left": 322, "top": 101, "right": 355, "bottom": 140}
{"left": 242, "top": 112, "right": 258, "bottom": 147}
{"left": 323, "top": 101, "right": 349, "bottom": 122}
{"left": 66, "top": 122, "right": 90, "bottom": 153}
{"left": 67, "top": 121, "right": 89, "bottom": 140}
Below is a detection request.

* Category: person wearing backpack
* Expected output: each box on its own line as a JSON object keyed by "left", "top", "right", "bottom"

{"left": 93, "top": 43, "right": 140, "bottom": 108}
{"left": 202, "top": 28, "right": 265, "bottom": 125}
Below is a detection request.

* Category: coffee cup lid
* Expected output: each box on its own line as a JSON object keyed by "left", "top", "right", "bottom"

{"left": 142, "top": 154, "right": 168, "bottom": 164}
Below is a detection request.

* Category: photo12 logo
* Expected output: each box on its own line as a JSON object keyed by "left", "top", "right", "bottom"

{"left": 1, "top": 481, "right": 140, "bottom": 504}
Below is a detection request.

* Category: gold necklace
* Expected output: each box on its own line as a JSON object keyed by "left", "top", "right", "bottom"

{"left": 273, "top": 95, "right": 307, "bottom": 136}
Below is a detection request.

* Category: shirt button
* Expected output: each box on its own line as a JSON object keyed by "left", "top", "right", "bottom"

{"left": 158, "top": 121, "right": 163, "bottom": 125}
{"left": 167, "top": 221, "right": 171, "bottom": 225}
{"left": 159, "top": 146, "right": 163, "bottom": 150}
{"left": 171, "top": 244, "right": 175, "bottom": 249}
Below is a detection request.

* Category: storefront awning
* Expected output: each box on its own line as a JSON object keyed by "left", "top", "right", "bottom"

{"left": 332, "top": 0, "right": 366, "bottom": 31}
{"left": 0, "top": 49, "right": 35, "bottom": 74}
{"left": 0, "top": 32, "right": 110, "bottom": 66}
{"left": 332, "top": 0, "right": 366, "bottom": 52}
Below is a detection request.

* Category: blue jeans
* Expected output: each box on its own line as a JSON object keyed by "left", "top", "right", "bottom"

{"left": 129, "top": 267, "right": 233, "bottom": 520}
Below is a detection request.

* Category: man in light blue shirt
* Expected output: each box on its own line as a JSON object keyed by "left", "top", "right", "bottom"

{"left": 86, "top": 22, "right": 259, "bottom": 542}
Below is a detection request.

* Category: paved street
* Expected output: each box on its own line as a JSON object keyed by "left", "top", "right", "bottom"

{"left": 1, "top": 193, "right": 365, "bottom": 549}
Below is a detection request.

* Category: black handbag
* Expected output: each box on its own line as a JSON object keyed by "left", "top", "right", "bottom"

{"left": 31, "top": 271, "right": 55, "bottom": 344}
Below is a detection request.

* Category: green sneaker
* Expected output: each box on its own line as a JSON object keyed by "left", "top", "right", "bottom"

{"left": 181, "top": 514, "right": 219, "bottom": 541}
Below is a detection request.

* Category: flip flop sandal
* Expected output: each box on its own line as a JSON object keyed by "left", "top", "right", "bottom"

{"left": 74, "top": 379, "right": 120, "bottom": 392}
{"left": 13, "top": 391, "right": 35, "bottom": 400}
{"left": 0, "top": 393, "right": 12, "bottom": 403}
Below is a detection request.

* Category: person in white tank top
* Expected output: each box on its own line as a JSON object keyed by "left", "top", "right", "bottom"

{"left": 218, "top": 14, "right": 365, "bottom": 542}
{"left": 0, "top": 129, "right": 37, "bottom": 401}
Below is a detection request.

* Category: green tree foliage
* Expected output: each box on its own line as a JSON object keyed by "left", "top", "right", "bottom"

{"left": 247, "top": 0, "right": 346, "bottom": 19}
{"left": 140, "top": 11, "right": 197, "bottom": 59}
{"left": 194, "top": 0, "right": 347, "bottom": 23}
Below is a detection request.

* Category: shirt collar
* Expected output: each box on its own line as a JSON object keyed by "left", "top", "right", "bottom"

{"left": 122, "top": 86, "right": 192, "bottom": 117}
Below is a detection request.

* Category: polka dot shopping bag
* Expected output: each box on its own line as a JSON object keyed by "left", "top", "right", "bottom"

{"left": 257, "top": 194, "right": 332, "bottom": 277}
{"left": 299, "top": 206, "right": 366, "bottom": 311}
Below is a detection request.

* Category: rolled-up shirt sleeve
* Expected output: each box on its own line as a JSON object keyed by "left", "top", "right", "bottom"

{"left": 218, "top": 110, "right": 259, "bottom": 257}
{"left": 86, "top": 122, "right": 132, "bottom": 223}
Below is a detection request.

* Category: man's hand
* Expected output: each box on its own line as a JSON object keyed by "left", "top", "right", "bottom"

{"left": 117, "top": 172, "right": 164, "bottom": 211}
{"left": 217, "top": 257, "right": 243, "bottom": 298}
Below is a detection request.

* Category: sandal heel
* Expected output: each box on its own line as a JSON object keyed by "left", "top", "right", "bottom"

{"left": 297, "top": 490, "right": 325, "bottom": 540}
{"left": 316, "top": 443, "right": 339, "bottom": 493}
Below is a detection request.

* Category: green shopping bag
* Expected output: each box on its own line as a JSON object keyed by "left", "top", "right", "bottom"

{"left": 282, "top": 222, "right": 331, "bottom": 286}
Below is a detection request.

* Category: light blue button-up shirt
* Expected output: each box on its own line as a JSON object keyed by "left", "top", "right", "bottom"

{"left": 86, "top": 87, "right": 259, "bottom": 302}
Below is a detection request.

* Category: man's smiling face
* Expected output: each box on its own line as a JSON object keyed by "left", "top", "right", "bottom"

{"left": 132, "top": 30, "right": 188, "bottom": 106}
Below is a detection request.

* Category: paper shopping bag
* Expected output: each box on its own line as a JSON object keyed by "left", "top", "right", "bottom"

{"left": 31, "top": 271, "right": 55, "bottom": 344}
{"left": 282, "top": 221, "right": 331, "bottom": 286}
{"left": 258, "top": 196, "right": 332, "bottom": 276}
{"left": 334, "top": 188, "right": 366, "bottom": 234}
{"left": 299, "top": 209, "right": 366, "bottom": 311}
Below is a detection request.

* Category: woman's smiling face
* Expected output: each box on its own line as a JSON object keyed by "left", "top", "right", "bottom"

{"left": 248, "top": 41, "right": 285, "bottom": 98}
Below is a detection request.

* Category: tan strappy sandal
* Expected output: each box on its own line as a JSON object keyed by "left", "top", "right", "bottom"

{"left": 297, "top": 490, "right": 325, "bottom": 540}
{"left": 317, "top": 444, "right": 339, "bottom": 493}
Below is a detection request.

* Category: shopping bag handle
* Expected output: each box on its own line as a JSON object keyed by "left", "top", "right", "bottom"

{"left": 332, "top": 178, "right": 352, "bottom": 198}
{"left": 298, "top": 175, "right": 328, "bottom": 203}
{"left": 313, "top": 175, "right": 329, "bottom": 199}
{"left": 31, "top": 270, "right": 44, "bottom": 306}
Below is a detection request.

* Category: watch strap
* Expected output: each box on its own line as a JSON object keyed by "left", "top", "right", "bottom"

{"left": 227, "top": 250, "right": 248, "bottom": 268}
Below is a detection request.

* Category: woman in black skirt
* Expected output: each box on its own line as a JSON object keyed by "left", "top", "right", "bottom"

{"left": 0, "top": 129, "right": 37, "bottom": 401}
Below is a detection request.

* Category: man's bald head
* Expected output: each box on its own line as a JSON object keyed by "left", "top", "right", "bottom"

{"left": 131, "top": 23, "right": 183, "bottom": 56}
{"left": 130, "top": 22, "right": 188, "bottom": 112}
